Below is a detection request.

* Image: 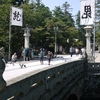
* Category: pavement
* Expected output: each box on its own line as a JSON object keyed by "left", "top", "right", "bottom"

{"left": 3, "top": 54, "right": 81, "bottom": 83}
{"left": 2, "top": 53, "right": 100, "bottom": 84}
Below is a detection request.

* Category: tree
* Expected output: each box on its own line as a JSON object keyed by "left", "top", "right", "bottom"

{"left": 30, "top": 4, "right": 52, "bottom": 48}
{"left": 52, "top": 3, "right": 78, "bottom": 52}
{"left": 11, "top": 0, "right": 26, "bottom": 6}
{"left": 0, "top": 0, "right": 80, "bottom": 57}
{"left": 0, "top": 1, "right": 12, "bottom": 54}
{"left": 95, "top": 0, "right": 100, "bottom": 49}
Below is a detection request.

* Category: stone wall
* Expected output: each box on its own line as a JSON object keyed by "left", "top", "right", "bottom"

{"left": 0, "top": 59, "right": 85, "bottom": 100}
{"left": 80, "top": 63, "right": 100, "bottom": 100}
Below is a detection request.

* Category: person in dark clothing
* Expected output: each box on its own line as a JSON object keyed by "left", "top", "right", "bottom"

{"left": 47, "top": 51, "right": 52, "bottom": 65}
{"left": 25, "top": 47, "right": 29, "bottom": 61}
{"left": 69, "top": 46, "right": 73, "bottom": 57}
{"left": 39, "top": 48, "right": 44, "bottom": 64}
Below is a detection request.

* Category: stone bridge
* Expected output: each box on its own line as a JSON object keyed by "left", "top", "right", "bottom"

{"left": 0, "top": 53, "right": 100, "bottom": 100}
{"left": 0, "top": 55, "right": 86, "bottom": 100}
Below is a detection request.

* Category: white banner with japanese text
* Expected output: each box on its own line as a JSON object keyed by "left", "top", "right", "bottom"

{"left": 80, "top": 0, "right": 95, "bottom": 25}
{"left": 10, "top": 6, "right": 23, "bottom": 26}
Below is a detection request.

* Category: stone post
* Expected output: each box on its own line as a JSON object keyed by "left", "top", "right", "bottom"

{"left": 22, "top": 24, "right": 31, "bottom": 48}
{"left": 84, "top": 26, "right": 93, "bottom": 61}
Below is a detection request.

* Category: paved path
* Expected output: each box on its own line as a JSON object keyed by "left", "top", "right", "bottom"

{"left": 3, "top": 55, "right": 81, "bottom": 82}
{"left": 3, "top": 53, "right": 100, "bottom": 83}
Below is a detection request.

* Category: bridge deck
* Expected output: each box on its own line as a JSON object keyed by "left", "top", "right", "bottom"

{"left": 3, "top": 55, "right": 81, "bottom": 82}
{"left": 3, "top": 52, "right": 100, "bottom": 84}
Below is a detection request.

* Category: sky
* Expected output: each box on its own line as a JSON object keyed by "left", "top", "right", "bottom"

{"left": 41, "top": 0, "right": 80, "bottom": 17}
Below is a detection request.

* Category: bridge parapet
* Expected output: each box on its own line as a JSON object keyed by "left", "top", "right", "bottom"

{"left": 87, "top": 63, "right": 100, "bottom": 72}
{"left": 0, "top": 59, "right": 86, "bottom": 100}
{"left": 0, "top": 47, "right": 6, "bottom": 93}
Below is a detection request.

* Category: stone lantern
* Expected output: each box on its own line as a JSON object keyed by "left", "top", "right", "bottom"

{"left": 84, "top": 25, "right": 93, "bottom": 60}
{"left": 22, "top": 24, "right": 31, "bottom": 48}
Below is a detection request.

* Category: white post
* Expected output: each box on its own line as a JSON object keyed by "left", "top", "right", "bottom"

{"left": 9, "top": 24, "right": 11, "bottom": 60}
{"left": 84, "top": 26, "right": 93, "bottom": 60}
{"left": 23, "top": 25, "right": 31, "bottom": 48}
{"left": 54, "top": 27, "right": 58, "bottom": 53}
{"left": 55, "top": 31, "right": 57, "bottom": 53}
{"left": 8, "top": 7, "right": 12, "bottom": 60}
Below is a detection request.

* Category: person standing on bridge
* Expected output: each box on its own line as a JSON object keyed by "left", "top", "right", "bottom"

{"left": 39, "top": 48, "right": 44, "bottom": 65}
{"left": 25, "top": 47, "right": 30, "bottom": 61}
{"left": 69, "top": 46, "right": 74, "bottom": 57}
{"left": 10, "top": 53, "right": 17, "bottom": 65}
{"left": 47, "top": 51, "right": 52, "bottom": 65}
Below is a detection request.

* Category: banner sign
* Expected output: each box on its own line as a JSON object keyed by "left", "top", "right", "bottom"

{"left": 11, "top": 6, "right": 23, "bottom": 26}
{"left": 80, "top": 0, "right": 95, "bottom": 25}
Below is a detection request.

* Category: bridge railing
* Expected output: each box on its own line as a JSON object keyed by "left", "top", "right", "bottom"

{"left": 0, "top": 58, "right": 86, "bottom": 100}
{"left": 87, "top": 63, "right": 100, "bottom": 72}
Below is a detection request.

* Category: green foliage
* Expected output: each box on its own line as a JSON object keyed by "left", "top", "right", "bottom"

{"left": 0, "top": 2, "right": 11, "bottom": 53}
{"left": 95, "top": 0, "right": 100, "bottom": 48}
{"left": 0, "top": 0, "right": 80, "bottom": 58}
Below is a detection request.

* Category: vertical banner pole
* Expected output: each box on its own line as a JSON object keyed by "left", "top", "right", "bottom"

{"left": 93, "top": 0, "right": 96, "bottom": 62}
{"left": 93, "top": 22, "right": 95, "bottom": 62}
{"left": 8, "top": 7, "right": 12, "bottom": 61}
{"left": 9, "top": 25, "right": 11, "bottom": 61}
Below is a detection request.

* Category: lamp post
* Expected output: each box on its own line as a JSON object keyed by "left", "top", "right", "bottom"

{"left": 84, "top": 26, "right": 93, "bottom": 61}
{"left": 22, "top": 24, "right": 31, "bottom": 48}
{"left": 54, "top": 27, "right": 58, "bottom": 53}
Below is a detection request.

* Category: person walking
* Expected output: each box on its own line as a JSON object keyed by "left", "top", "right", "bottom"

{"left": 21, "top": 48, "right": 25, "bottom": 61}
{"left": 75, "top": 47, "right": 79, "bottom": 55}
{"left": 11, "top": 53, "right": 17, "bottom": 65}
{"left": 20, "top": 49, "right": 27, "bottom": 68}
{"left": 25, "top": 47, "right": 29, "bottom": 61}
{"left": 81, "top": 47, "right": 85, "bottom": 55}
{"left": 39, "top": 48, "right": 44, "bottom": 64}
{"left": 69, "top": 46, "right": 73, "bottom": 57}
{"left": 47, "top": 51, "right": 52, "bottom": 65}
